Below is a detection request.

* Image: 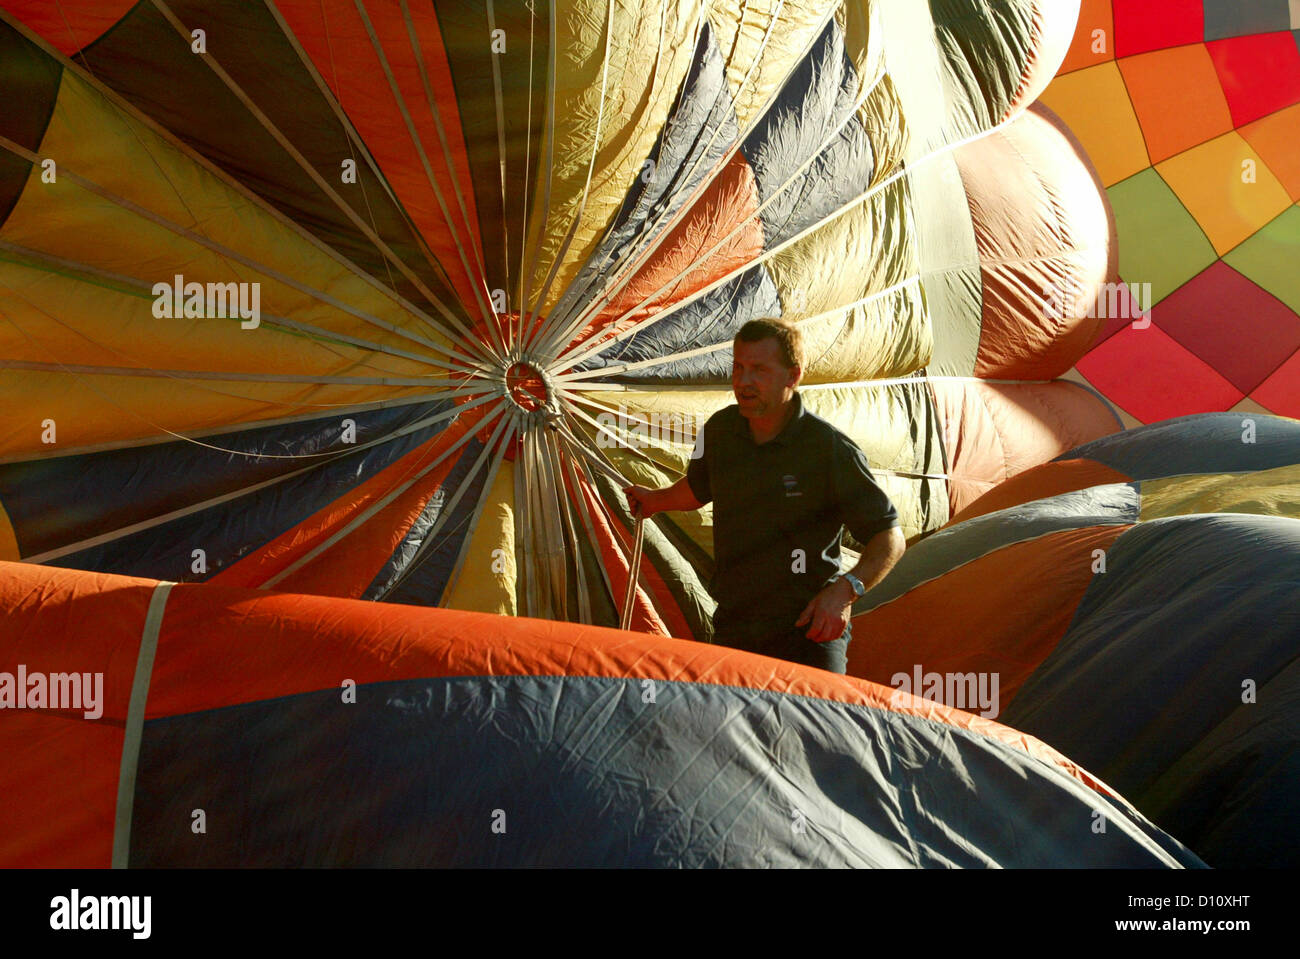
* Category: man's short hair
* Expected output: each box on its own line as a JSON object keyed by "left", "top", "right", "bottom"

{"left": 734, "top": 318, "right": 805, "bottom": 371}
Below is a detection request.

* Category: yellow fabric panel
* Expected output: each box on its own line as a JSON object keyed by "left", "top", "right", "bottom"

{"left": 1139, "top": 465, "right": 1300, "bottom": 522}
{"left": 443, "top": 459, "right": 517, "bottom": 615}
{"left": 2, "top": 72, "right": 456, "bottom": 359}
{"left": 1155, "top": 132, "right": 1293, "bottom": 256}
{"left": 0, "top": 502, "right": 18, "bottom": 561}
{"left": 0, "top": 369, "right": 428, "bottom": 458}
{"left": 582, "top": 387, "right": 731, "bottom": 557}
{"left": 523, "top": 0, "right": 703, "bottom": 316}
{"left": 801, "top": 383, "right": 936, "bottom": 540}
{"left": 1038, "top": 62, "right": 1149, "bottom": 187}
{"left": 0, "top": 257, "right": 432, "bottom": 380}
{"left": 706, "top": 0, "right": 839, "bottom": 131}
{"left": 769, "top": 175, "right": 926, "bottom": 383}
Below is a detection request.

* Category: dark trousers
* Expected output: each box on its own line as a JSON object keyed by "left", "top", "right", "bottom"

{"left": 713, "top": 612, "right": 850, "bottom": 674}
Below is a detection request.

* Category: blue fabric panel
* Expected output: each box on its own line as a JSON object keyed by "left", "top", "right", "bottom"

{"left": 46, "top": 403, "right": 453, "bottom": 582}
{"left": 0, "top": 401, "right": 449, "bottom": 557}
{"left": 127, "top": 675, "right": 1201, "bottom": 867}
{"left": 1004, "top": 513, "right": 1300, "bottom": 867}
{"left": 366, "top": 437, "right": 486, "bottom": 604}
{"left": 741, "top": 16, "right": 875, "bottom": 246}
{"left": 1054, "top": 412, "right": 1300, "bottom": 478}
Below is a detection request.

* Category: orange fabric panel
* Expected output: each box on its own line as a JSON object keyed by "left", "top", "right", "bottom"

{"left": 1240, "top": 103, "right": 1300, "bottom": 202}
{"left": 565, "top": 150, "right": 764, "bottom": 355}
{"left": 1117, "top": 45, "right": 1234, "bottom": 165}
{"left": 274, "top": 0, "right": 484, "bottom": 310}
{"left": 962, "top": 106, "right": 1115, "bottom": 380}
{"left": 848, "top": 525, "right": 1130, "bottom": 714}
{"left": 146, "top": 575, "right": 1114, "bottom": 796}
{"left": 211, "top": 420, "right": 472, "bottom": 593}
{"left": 0, "top": 562, "right": 157, "bottom": 867}
{"left": 1, "top": 0, "right": 136, "bottom": 54}
{"left": 932, "top": 379, "right": 1122, "bottom": 515}
{"left": 1057, "top": 0, "right": 1114, "bottom": 75}
{"left": 947, "top": 458, "right": 1132, "bottom": 524}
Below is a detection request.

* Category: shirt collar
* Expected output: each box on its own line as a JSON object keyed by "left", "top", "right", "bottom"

{"left": 734, "top": 391, "right": 806, "bottom": 446}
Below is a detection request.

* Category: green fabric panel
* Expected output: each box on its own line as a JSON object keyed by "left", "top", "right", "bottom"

{"left": 1223, "top": 205, "right": 1300, "bottom": 316}
{"left": 1108, "top": 169, "right": 1218, "bottom": 305}
{"left": 912, "top": 155, "right": 982, "bottom": 377}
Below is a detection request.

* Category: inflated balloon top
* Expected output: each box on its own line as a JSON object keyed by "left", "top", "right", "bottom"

{"left": 0, "top": 0, "right": 1126, "bottom": 632}
{"left": 1043, "top": 0, "right": 1300, "bottom": 424}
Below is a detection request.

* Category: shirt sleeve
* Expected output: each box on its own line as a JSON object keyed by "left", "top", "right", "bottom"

{"left": 685, "top": 418, "right": 712, "bottom": 505}
{"left": 832, "top": 433, "right": 899, "bottom": 543}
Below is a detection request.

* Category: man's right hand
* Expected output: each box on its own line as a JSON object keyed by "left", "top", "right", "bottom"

{"left": 623, "top": 485, "right": 658, "bottom": 517}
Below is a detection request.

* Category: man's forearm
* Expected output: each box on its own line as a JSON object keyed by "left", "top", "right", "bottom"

{"left": 624, "top": 475, "right": 704, "bottom": 517}
{"left": 845, "top": 525, "right": 906, "bottom": 594}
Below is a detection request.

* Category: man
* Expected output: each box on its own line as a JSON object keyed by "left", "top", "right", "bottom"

{"left": 624, "top": 318, "right": 905, "bottom": 674}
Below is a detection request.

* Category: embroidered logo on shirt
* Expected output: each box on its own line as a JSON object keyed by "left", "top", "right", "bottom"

{"left": 783, "top": 474, "right": 802, "bottom": 497}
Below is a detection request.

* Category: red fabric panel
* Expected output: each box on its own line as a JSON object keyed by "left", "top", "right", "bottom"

{"left": 1076, "top": 323, "right": 1245, "bottom": 423}
{"left": 274, "top": 0, "right": 484, "bottom": 311}
{"left": 0, "top": 0, "right": 136, "bottom": 54}
{"left": 932, "top": 380, "right": 1121, "bottom": 514}
{"left": 0, "top": 563, "right": 156, "bottom": 866}
{"left": 960, "top": 105, "right": 1115, "bottom": 379}
{"left": 565, "top": 151, "right": 764, "bottom": 355}
{"left": 1207, "top": 32, "right": 1300, "bottom": 128}
{"left": 1156, "top": 261, "right": 1300, "bottom": 393}
{"left": 1112, "top": 0, "right": 1204, "bottom": 59}
{"left": 1252, "top": 349, "right": 1300, "bottom": 418}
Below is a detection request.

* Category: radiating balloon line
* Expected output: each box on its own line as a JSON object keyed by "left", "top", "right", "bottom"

{"left": 16, "top": 392, "right": 502, "bottom": 565}
{"left": 0, "top": 239, "right": 468, "bottom": 372}
{"left": 380, "top": 404, "right": 519, "bottom": 600}
{"left": 483, "top": 0, "right": 515, "bottom": 340}
{"left": 553, "top": 427, "right": 622, "bottom": 624}
{"left": 518, "top": 0, "right": 617, "bottom": 358}
{"left": 398, "top": 0, "right": 493, "bottom": 312}
{"left": 533, "top": 0, "right": 681, "bottom": 351}
{"left": 352, "top": 0, "right": 506, "bottom": 357}
{"left": 550, "top": 424, "right": 596, "bottom": 623}
{"left": 0, "top": 132, "right": 493, "bottom": 372}
{"left": 531, "top": 0, "right": 798, "bottom": 355}
{"left": 145, "top": 0, "right": 498, "bottom": 365}
{"left": 522, "top": 0, "right": 682, "bottom": 355}
{"left": 547, "top": 59, "right": 890, "bottom": 367}
{"left": 553, "top": 275, "right": 922, "bottom": 383}
{"left": 514, "top": 0, "right": 539, "bottom": 349}
{"left": 516, "top": 0, "right": 560, "bottom": 359}
{"left": 260, "top": 396, "right": 512, "bottom": 588}
{"left": 555, "top": 105, "right": 1012, "bottom": 373}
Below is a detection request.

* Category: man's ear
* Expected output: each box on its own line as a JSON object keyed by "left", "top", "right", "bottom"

{"left": 789, "top": 365, "right": 802, "bottom": 388}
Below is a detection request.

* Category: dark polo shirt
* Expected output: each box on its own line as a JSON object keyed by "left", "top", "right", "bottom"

{"left": 686, "top": 392, "right": 900, "bottom": 635}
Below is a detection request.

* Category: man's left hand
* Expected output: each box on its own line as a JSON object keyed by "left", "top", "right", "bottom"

{"left": 795, "top": 578, "right": 855, "bottom": 643}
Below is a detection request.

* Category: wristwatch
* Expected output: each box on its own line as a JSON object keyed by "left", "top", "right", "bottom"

{"left": 838, "top": 572, "right": 866, "bottom": 598}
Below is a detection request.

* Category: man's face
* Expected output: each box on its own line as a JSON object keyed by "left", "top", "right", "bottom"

{"left": 732, "top": 336, "right": 800, "bottom": 419}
